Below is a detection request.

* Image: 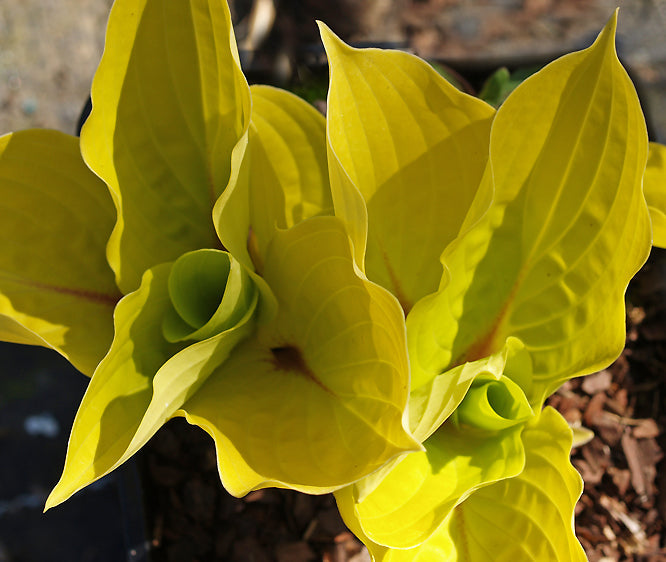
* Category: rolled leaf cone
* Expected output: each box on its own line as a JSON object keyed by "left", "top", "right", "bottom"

{"left": 453, "top": 374, "right": 533, "bottom": 431}
{"left": 162, "top": 249, "right": 258, "bottom": 342}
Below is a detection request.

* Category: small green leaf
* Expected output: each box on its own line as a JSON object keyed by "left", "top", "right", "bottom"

{"left": 82, "top": 0, "right": 251, "bottom": 293}
{"left": 478, "top": 67, "right": 512, "bottom": 107}
{"left": 214, "top": 85, "right": 332, "bottom": 272}
{"left": 180, "top": 216, "right": 420, "bottom": 496}
{"left": 0, "top": 129, "right": 119, "bottom": 376}
{"left": 453, "top": 373, "right": 532, "bottom": 431}
{"left": 644, "top": 142, "right": 666, "bottom": 248}
{"left": 408, "top": 12, "right": 651, "bottom": 404}
{"left": 479, "top": 66, "right": 540, "bottom": 108}
{"left": 571, "top": 424, "right": 594, "bottom": 448}
{"left": 319, "top": 23, "right": 495, "bottom": 311}
{"left": 408, "top": 337, "right": 531, "bottom": 444}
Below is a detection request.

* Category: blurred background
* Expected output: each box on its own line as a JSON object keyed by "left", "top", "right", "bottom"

{"left": 1, "top": 0, "right": 666, "bottom": 138}
{"left": 0, "top": 1, "right": 664, "bottom": 561}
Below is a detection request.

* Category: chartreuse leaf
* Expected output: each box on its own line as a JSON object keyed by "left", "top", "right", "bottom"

{"left": 434, "top": 407, "right": 584, "bottom": 562}
{"left": 82, "top": 0, "right": 251, "bottom": 293}
{"left": 319, "top": 23, "right": 495, "bottom": 311}
{"left": 179, "top": 216, "right": 420, "bottom": 497}
{"left": 644, "top": 142, "right": 666, "bottom": 247}
{"left": 0, "top": 129, "right": 119, "bottom": 376}
{"left": 408, "top": 12, "right": 651, "bottom": 403}
{"left": 571, "top": 425, "right": 595, "bottom": 448}
{"left": 214, "top": 85, "right": 332, "bottom": 273}
{"left": 336, "top": 338, "right": 532, "bottom": 550}
{"left": 348, "top": 407, "right": 584, "bottom": 562}
{"left": 46, "top": 264, "right": 176, "bottom": 509}
{"left": 46, "top": 250, "right": 259, "bottom": 508}
{"left": 340, "top": 424, "right": 526, "bottom": 551}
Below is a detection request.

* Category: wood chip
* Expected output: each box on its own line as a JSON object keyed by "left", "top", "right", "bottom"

{"left": 582, "top": 370, "right": 612, "bottom": 395}
{"left": 621, "top": 431, "right": 648, "bottom": 499}
{"left": 608, "top": 467, "right": 631, "bottom": 496}
{"left": 632, "top": 418, "right": 660, "bottom": 439}
{"left": 584, "top": 393, "right": 606, "bottom": 426}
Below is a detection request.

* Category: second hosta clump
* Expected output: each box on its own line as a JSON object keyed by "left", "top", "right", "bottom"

{"left": 0, "top": 1, "right": 665, "bottom": 559}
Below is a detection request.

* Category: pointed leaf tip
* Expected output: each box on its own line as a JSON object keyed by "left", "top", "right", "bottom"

{"left": 596, "top": 9, "right": 619, "bottom": 52}
{"left": 318, "top": 21, "right": 350, "bottom": 57}
{"left": 316, "top": 20, "right": 333, "bottom": 41}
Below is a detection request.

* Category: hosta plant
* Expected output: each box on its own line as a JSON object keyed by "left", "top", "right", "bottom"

{"left": 1, "top": 0, "right": 665, "bottom": 559}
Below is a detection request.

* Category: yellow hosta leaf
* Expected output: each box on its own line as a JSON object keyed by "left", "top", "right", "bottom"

{"left": 436, "top": 407, "right": 586, "bottom": 562}
{"left": 644, "top": 142, "right": 666, "bottom": 247}
{"left": 356, "top": 408, "right": 585, "bottom": 562}
{"left": 408, "top": 12, "right": 651, "bottom": 403}
{"left": 82, "top": 0, "right": 251, "bottom": 293}
{"left": 326, "top": 146, "right": 369, "bottom": 272}
{"left": 320, "top": 23, "right": 495, "bottom": 311}
{"left": 46, "top": 264, "right": 177, "bottom": 509}
{"left": 214, "top": 85, "right": 332, "bottom": 271}
{"left": 181, "top": 216, "right": 420, "bottom": 496}
{"left": 349, "top": 422, "right": 526, "bottom": 550}
{"left": 0, "top": 130, "right": 119, "bottom": 375}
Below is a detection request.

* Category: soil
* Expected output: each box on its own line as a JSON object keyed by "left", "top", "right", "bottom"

{"left": 1, "top": 1, "right": 665, "bottom": 561}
